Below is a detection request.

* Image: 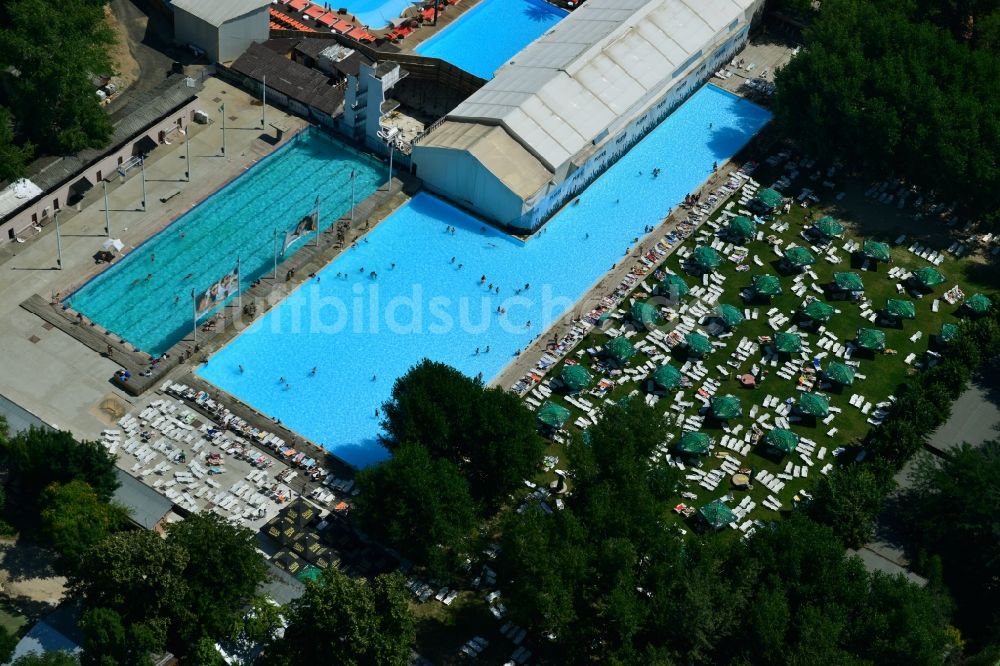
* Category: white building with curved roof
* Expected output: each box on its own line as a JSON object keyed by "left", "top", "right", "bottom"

{"left": 412, "top": 0, "right": 763, "bottom": 230}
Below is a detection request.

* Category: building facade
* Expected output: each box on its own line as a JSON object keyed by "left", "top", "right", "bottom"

{"left": 172, "top": 0, "right": 270, "bottom": 63}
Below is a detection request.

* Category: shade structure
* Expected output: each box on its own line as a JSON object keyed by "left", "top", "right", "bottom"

{"left": 753, "top": 274, "right": 782, "bottom": 297}
{"left": 560, "top": 364, "right": 592, "bottom": 392}
{"left": 801, "top": 299, "right": 835, "bottom": 323}
{"left": 862, "top": 240, "right": 891, "bottom": 262}
{"left": 716, "top": 303, "right": 745, "bottom": 328}
{"left": 692, "top": 245, "right": 722, "bottom": 270}
{"left": 886, "top": 298, "right": 916, "bottom": 319}
{"left": 774, "top": 331, "right": 802, "bottom": 353}
{"left": 913, "top": 266, "right": 946, "bottom": 289}
{"left": 631, "top": 301, "right": 660, "bottom": 328}
{"left": 764, "top": 428, "right": 800, "bottom": 455}
{"left": 824, "top": 361, "right": 856, "bottom": 386}
{"left": 711, "top": 394, "right": 742, "bottom": 420}
{"left": 652, "top": 364, "right": 683, "bottom": 390}
{"left": 728, "top": 215, "right": 755, "bottom": 241}
{"left": 856, "top": 328, "right": 886, "bottom": 351}
{"left": 939, "top": 322, "right": 959, "bottom": 343}
{"left": 677, "top": 431, "right": 712, "bottom": 455}
{"left": 605, "top": 336, "right": 636, "bottom": 363}
{"left": 659, "top": 273, "right": 689, "bottom": 298}
{"left": 755, "top": 188, "right": 783, "bottom": 210}
{"left": 798, "top": 392, "right": 830, "bottom": 417}
{"left": 783, "top": 246, "right": 816, "bottom": 269}
{"left": 965, "top": 293, "right": 993, "bottom": 315}
{"left": 812, "top": 216, "right": 845, "bottom": 238}
{"left": 685, "top": 332, "right": 713, "bottom": 356}
{"left": 833, "top": 272, "right": 865, "bottom": 292}
{"left": 699, "top": 499, "right": 736, "bottom": 529}
{"left": 537, "top": 401, "right": 571, "bottom": 429}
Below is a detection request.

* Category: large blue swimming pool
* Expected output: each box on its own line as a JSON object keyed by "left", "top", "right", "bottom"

{"left": 415, "top": 0, "right": 566, "bottom": 79}
{"left": 67, "top": 129, "right": 386, "bottom": 356}
{"left": 197, "top": 85, "right": 772, "bottom": 467}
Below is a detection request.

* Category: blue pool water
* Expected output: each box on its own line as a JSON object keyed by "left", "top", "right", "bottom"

{"left": 67, "top": 129, "right": 386, "bottom": 356}
{"left": 198, "top": 85, "right": 771, "bottom": 467}
{"left": 415, "top": 0, "right": 566, "bottom": 79}
{"left": 346, "top": 0, "right": 417, "bottom": 27}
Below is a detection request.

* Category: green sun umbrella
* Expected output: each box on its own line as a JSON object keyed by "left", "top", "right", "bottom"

{"left": 798, "top": 392, "right": 830, "bottom": 417}
{"left": 856, "top": 328, "right": 886, "bottom": 351}
{"left": 824, "top": 361, "right": 856, "bottom": 386}
{"left": 677, "top": 431, "right": 712, "bottom": 455}
{"left": 537, "top": 401, "right": 571, "bottom": 429}
{"left": 659, "top": 273, "right": 689, "bottom": 298}
{"left": 801, "top": 299, "right": 835, "bottom": 323}
{"left": 716, "top": 303, "right": 745, "bottom": 328}
{"left": 560, "top": 365, "right": 592, "bottom": 392}
{"left": 813, "top": 216, "right": 845, "bottom": 239}
{"left": 692, "top": 245, "right": 722, "bottom": 271}
{"left": 630, "top": 301, "right": 660, "bottom": 328}
{"left": 685, "top": 332, "right": 713, "bottom": 356}
{"left": 652, "top": 364, "right": 683, "bottom": 390}
{"left": 913, "top": 266, "right": 946, "bottom": 289}
{"left": 699, "top": 499, "right": 736, "bottom": 529}
{"left": 862, "top": 240, "right": 891, "bottom": 262}
{"left": 774, "top": 331, "right": 802, "bottom": 353}
{"left": 833, "top": 272, "right": 864, "bottom": 293}
{"left": 764, "top": 428, "right": 800, "bottom": 455}
{"left": 605, "top": 336, "right": 636, "bottom": 363}
{"left": 728, "top": 215, "right": 755, "bottom": 241}
{"left": 753, "top": 274, "right": 782, "bottom": 297}
{"left": 755, "top": 188, "right": 783, "bottom": 211}
{"left": 886, "top": 298, "right": 916, "bottom": 320}
{"left": 939, "top": 322, "right": 959, "bottom": 343}
{"left": 965, "top": 293, "right": 993, "bottom": 315}
{"left": 711, "top": 394, "right": 742, "bottom": 420}
{"left": 783, "top": 246, "right": 816, "bottom": 270}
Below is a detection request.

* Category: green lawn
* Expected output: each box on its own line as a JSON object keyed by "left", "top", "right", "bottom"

{"left": 524, "top": 160, "right": 996, "bottom": 536}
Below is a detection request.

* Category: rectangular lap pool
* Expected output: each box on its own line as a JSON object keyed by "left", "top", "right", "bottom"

{"left": 415, "top": 0, "right": 566, "bottom": 79}
{"left": 67, "top": 129, "right": 386, "bottom": 356}
{"left": 198, "top": 85, "right": 772, "bottom": 468}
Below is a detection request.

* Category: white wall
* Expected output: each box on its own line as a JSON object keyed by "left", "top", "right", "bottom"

{"left": 175, "top": 11, "right": 221, "bottom": 62}
{"left": 413, "top": 146, "right": 525, "bottom": 226}
{"left": 218, "top": 7, "right": 270, "bottom": 63}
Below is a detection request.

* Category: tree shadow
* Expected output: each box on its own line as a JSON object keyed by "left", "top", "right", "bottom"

{"left": 0, "top": 539, "right": 60, "bottom": 582}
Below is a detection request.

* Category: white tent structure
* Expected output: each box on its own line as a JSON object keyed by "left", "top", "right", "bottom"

{"left": 412, "top": 0, "right": 762, "bottom": 230}
{"left": 102, "top": 238, "right": 125, "bottom": 254}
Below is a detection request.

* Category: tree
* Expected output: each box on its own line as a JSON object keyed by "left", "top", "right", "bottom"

{"left": 0, "top": 625, "right": 17, "bottom": 664}
{"left": 262, "top": 568, "right": 414, "bottom": 666}
{"left": 0, "top": 0, "right": 114, "bottom": 154}
{"left": 902, "top": 442, "right": 1000, "bottom": 648}
{"left": 0, "top": 428, "right": 118, "bottom": 506}
{"left": 166, "top": 513, "right": 268, "bottom": 645}
{"left": 78, "top": 606, "right": 166, "bottom": 666}
{"left": 0, "top": 107, "right": 32, "bottom": 182}
{"left": 11, "top": 653, "right": 80, "bottom": 666}
{"left": 380, "top": 360, "right": 543, "bottom": 509}
{"left": 808, "top": 462, "right": 896, "bottom": 547}
{"left": 39, "top": 480, "right": 129, "bottom": 573}
{"left": 354, "top": 442, "right": 476, "bottom": 575}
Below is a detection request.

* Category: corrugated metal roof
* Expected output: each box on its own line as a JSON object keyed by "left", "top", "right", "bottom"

{"left": 446, "top": 0, "right": 756, "bottom": 171}
{"left": 171, "top": 0, "right": 271, "bottom": 27}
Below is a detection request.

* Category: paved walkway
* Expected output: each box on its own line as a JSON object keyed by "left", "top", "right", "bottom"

{"left": 0, "top": 78, "right": 307, "bottom": 439}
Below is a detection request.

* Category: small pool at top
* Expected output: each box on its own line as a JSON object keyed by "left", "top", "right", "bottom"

{"left": 197, "top": 85, "right": 772, "bottom": 468}
{"left": 415, "top": 0, "right": 567, "bottom": 79}
{"left": 343, "top": 0, "right": 419, "bottom": 27}
{"left": 66, "top": 129, "right": 386, "bottom": 356}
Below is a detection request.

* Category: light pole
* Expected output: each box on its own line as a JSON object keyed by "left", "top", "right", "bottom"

{"left": 220, "top": 102, "right": 226, "bottom": 156}
{"left": 387, "top": 140, "right": 394, "bottom": 187}
{"left": 272, "top": 229, "right": 278, "bottom": 280}
{"left": 185, "top": 130, "right": 191, "bottom": 182}
{"left": 261, "top": 75, "right": 267, "bottom": 129}
{"left": 350, "top": 169, "right": 356, "bottom": 222}
{"left": 140, "top": 155, "right": 147, "bottom": 211}
{"left": 103, "top": 180, "right": 111, "bottom": 237}
{"left": 54, "top": 209, "right": 62, "bottom": 269}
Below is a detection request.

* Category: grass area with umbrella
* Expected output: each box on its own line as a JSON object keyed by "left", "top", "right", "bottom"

{"left": 728, "top": 215, "right": 755, "bottom": 242}
{"left": 824, "top": 361, "right": 856, "bottom": 386}
{"left": 798, "top": 392, "right": 830, "bottom": 417}
{"left": 782, "top": 246, "right": 816, "bottom": 272}
{"left": 755, "top": 187, "right": 783, "bottom": 211}
{"left": 537, "top": 401, "right": 571, "bottom": 429}
{"left": 774, "top": 331, "right": 802, "bottom": 353}
{"left": 676, "top": 431, "right": 712, "bottom": 455}
{"left": 658, "top": 273, "right": 689, "bottom": 298}
{"left": 862, "top": 240, "right": 891, "bottom": 262}
{"left": 699, "top": 498, "right": 736, "bottom": 530}
{"left": 912, "top": 266, "right": 946, "bottom": 290}
{"left": 856, "top": 327, "right": 886, "bottom": 352}
{"left": 833, "top": 271, "right": 865, "bottom": 293}
{"left": 753, "top": 274, "right": 782, "bottom": 298}
{"left": 716, "top": 303, "right": 745, "bottom": 328}
{"left": 690, "top": 245, "right": 722, "bottom": 272}
{"left": 812, "top": 215, "right": 845, "bottom": 239}
{"left": 964, "top": 293, "right": 993, "bottom": 315}
{"left": 885, "top": 298, "right": 916, "bottom": 320}
{"left": 711, "top": 394, "right": 742, "bottom": 420}
{"left": 560, "top": 364, "right": 592, "bottom": 392}
{"left": 801, "top": 299, "right": 835, "bottom": 323}
{"left": 604, "top": 336, "right": 636, "bottom": 364}
{"left": 685, "top": 332, "right": 713, "bottom": 357}
{"left": 764, "top": 428, "right": 800, "bottom": 456}
{"left": 631, "top": 301, "right": 660, "bottom": 328}
{"left": 652, "top": 364, "right": 683, "bottom": 390}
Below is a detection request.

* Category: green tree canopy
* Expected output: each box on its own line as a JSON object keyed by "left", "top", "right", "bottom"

{"left": 39, "top": 479, "right": 129, "bottom": 574}
{"left": 380, "top": 360, "right": 543, "bottom": 509}
{"left": 808, "top": 462, "right": 896, "bottom": 547}
{"left": 354, "top": 442, "right": 476, "bottom": 575}
{"left": 262, "top": 568, "right": 414, "bottom": 666}
{"left": 11, "top": 653, "right": 81, "bottom": 666}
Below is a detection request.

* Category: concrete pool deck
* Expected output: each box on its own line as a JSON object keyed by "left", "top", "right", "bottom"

{"left": 0, "top": 77, "right": 309, "bottom": 437}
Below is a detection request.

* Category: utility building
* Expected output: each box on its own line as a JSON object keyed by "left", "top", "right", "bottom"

{"left": 412, "top": 0, "right": 763, "bottom": 231}
{"left": 172, "top": 0, "right": 271, "bottom": 63}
